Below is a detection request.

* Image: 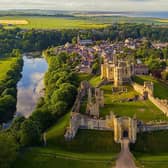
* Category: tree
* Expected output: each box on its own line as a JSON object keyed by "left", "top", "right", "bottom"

{"left": 31, "top": 109, "right": 54, "bottom": 132}
{"left": 0, "top": 95, "right": 16, "bottom": 123}
{"left": 51, "top": 83, "right": 77, "bottom": 107}
{"left": 51, "top": 101, "right": 68, "bottom": 117}
{"left": 72, "top": 37, "right": 77, "bottom": 44}
{"left": 20, "top": 119, "right": 41, "bottom": 146}
{"left": 0, "top": 133, "right": 18, "bottom": 168}
{"left": 162, "top": 47, "right": 168, "bottom": 60}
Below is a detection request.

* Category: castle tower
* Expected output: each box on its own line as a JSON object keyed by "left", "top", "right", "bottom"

{"left": 128, "top": 118, "right": 137, "bottom": 143}
{"left": 144, "top": 81, "right": 154, "bottom": 96}
{"left": 113, "top": 54, "right": 118, "bottom": 65}
{"left": 114, "top": 67, "right": 123, "bottom": 87}
{"left": 88, "top": 88, "right": 92, "bottom": 104}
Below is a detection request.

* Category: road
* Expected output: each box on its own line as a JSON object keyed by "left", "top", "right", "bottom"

{"left": 115, "top": 139, "right": 136, "bottom": 168}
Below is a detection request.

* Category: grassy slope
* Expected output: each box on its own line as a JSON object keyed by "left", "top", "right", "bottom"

{"left": 131, "top": 131, "right": 168, "bottom": 154}
{"left": 136, "top": 154, "right": 168, "bottom": 168}
{"left": 13, "top": 113, "right": 119, "bottom": 168}
{"left": 13, "top": 148, "right": 112, "bottom": 168}
{"left": 100, "top": 84, "right": 167, "bottom": 122}
{"left": 132, "top": 131, "right": 168, "bottom": 168}
{"left": 0, "top": 16, "right": 109, "bottom": 29}
{"left": 46, "top": 113, "right": 120, "bottom": 154}
{"left": 133, "top": 75, "right": 168, "bottom": 99}
{"left": 0, "top": 57, "right": 17, "bottom": 80}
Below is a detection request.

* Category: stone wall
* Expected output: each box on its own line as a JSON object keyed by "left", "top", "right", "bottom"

{"left": 148, "top": 95, "right": 168, "bottom": 116}
{"left": 139, "top": 124, "right": 168, "bottom": 132}
{"left": 132, "top": 82, "right": 168, "bottom": 116}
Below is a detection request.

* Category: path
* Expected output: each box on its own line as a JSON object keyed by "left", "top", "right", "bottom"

{"left": 115, "top": 139, "right": 136, "bottom": 168}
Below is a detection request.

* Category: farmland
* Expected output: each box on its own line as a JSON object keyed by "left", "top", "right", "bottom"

{"left": 0, "top": 15, "right": 168, "bottom": 30}
{"left": 0, "top": 19, "right": 28, "bottom": 25}
{"left": 0, "top": 16, "right": 109, "bottom": 29}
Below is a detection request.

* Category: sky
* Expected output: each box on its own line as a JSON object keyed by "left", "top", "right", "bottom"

{"left": 0, "top": 0, "right": 168, "bottom": 11}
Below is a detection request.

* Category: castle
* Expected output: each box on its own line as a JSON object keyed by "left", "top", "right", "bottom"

{"left": 101, "top": 55, "right": 134, "bottom": 86}
{"left": 64, "top": 81, "right": 137, "bottom": 143}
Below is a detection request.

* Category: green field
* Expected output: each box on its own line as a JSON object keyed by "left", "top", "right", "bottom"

{"left": 12, "top": 147, "right": 113, "bottom": 168}
{"left": 1, "top": 15, "right": 168, "bottom": 30}
{"left": 0, "top": 16, "right": 109, "bottom": 29}
{"left": 99, "top": 84, "right": 167, "bottom": 122}
{"left": 75, "top": 15, "right": 168, "bottom": 26}
{"left": 0, "top": 57, "right": 17, "bottom": 81}
{"left": 133, "top": 75, "right": 168, "bottom": 99}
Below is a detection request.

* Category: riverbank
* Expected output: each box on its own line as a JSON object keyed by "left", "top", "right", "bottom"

{"left": 0, "top": 52, "right": 23, "bottom": 124}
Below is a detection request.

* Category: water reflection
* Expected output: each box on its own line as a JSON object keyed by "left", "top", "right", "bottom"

{"left": 16, "top": 55, "right": 48, "bottom": 117}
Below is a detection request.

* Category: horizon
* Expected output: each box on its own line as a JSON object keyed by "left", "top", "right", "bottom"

{"left": 0, "top": 0, "right": 168, "bottom": 11}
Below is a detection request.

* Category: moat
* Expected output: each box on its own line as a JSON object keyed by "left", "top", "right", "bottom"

{"left": 16, "top": 54, "right": 48, "bottom": 117}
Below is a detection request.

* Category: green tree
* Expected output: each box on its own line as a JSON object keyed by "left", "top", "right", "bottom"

{"left": 20, "top": 119, "right": 41, "bottom": 146}
{"left": 51, "top": 101, "right": 68, "bottom": 117}
{"left": 0, "top": 133, "right": 18, "bottom": 168}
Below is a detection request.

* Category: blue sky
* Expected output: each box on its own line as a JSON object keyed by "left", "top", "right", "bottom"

{"left": 0, "top": 0, "right": 167, "bottom": 11}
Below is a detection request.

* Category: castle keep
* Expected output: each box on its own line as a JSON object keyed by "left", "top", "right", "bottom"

{"left": 101, "top": 55, "right": 134, "bottom": 86}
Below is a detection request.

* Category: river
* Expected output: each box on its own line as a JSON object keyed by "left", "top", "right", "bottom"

{"left": 16, "top": 54, "right": 48, "bottom": 118}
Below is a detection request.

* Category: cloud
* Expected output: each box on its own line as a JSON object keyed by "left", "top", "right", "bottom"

{"left": 0, "top": 0, "right": 167, "bottom": 11}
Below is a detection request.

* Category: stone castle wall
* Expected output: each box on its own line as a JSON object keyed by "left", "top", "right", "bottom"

{"left": 138, "top": 124, "right": 168, "bottom": 132}
{"left": 148, "top": 95, "right": 168, "bottom": 116}
{"left": 132, "top": 82, "right": 168, "bottom": 116}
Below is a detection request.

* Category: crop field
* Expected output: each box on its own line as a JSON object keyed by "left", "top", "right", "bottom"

{"left": 0, "top": 16, "right": 109, "bottom": 29}
{"left": 156, "top": 19, "right": 168, "bottom": 23}
{"left": 0, "top": 19, "right": 28, "bottom": 25}
{"left": 0, "top": 57, "right": 17, "bottom": 81}
{"left": 0, "top": 15, "right": 168, "bottom": 30}
{"left": 82, "top": 16, "right": 168, "bottom": 25}
{"left": 100, "top": 84, "right": 168, "bottom": 122}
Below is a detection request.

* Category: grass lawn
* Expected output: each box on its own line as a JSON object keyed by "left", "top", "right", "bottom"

{"left": 135, "top": 154, "right": 168, "bottom": 168}
{"left": 0, "top": 57, "right": 17, "bottom": 81}
{"left": 89, "top": 75, "right": 102, "bottom": 87}
{"left": 0, "top": 16, "right": 109, "bottom": 29}
{"left": 100, "top": 84, "right": 168, "bottom": 122}
{"left": 12, "top": 147, "right": 113, "bottom": 168}
{"left": 133, "top": 75, "right": 168, "bottom": 99}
